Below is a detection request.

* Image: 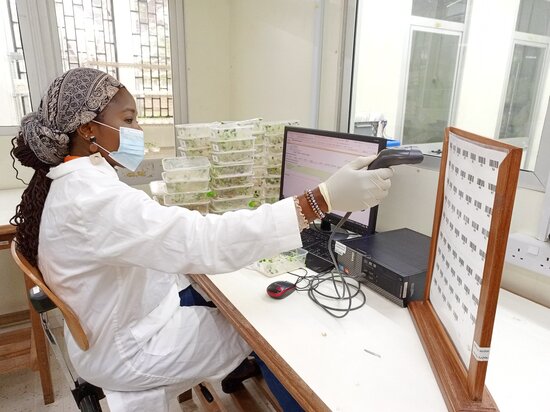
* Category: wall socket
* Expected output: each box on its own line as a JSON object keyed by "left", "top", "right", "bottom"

{"left": 505, "top": 233, "right": 550, "bottom": 277}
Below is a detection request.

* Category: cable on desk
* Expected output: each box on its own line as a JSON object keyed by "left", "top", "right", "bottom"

{"left": 287, "top": 212, "right": 367, "bottom": 318}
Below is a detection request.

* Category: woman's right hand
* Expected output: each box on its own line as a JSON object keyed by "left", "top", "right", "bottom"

{"left": 318, "top": 155, "right": 393, "bottom": 212}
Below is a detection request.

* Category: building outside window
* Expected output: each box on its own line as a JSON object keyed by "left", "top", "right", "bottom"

{"left": 0, "top": 0, "right": 31, "bottom": 127}
{"left": 498, "top": 0, "right": 550, "bottom": 169}
{"left": 54, "top": 0, "right": 173, "bottom": 124}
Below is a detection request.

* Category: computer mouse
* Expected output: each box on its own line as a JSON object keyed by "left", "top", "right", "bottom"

{"left": 266, "top": 280, "right": 297, "bottom": 299}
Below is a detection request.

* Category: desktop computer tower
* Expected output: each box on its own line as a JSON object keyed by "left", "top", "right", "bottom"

{"left": 335, "top": 228, "right": 431, "bottom": 307}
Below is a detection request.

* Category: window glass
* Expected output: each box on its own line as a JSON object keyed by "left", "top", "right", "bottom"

{"left": 54, "top": 0, "right": 174, "bottom": 155}
{"left": 0, "top": 0, "right": 31, "bottom": 126}
{"left": 412, "top": 0, "right": 468, "bottom": 23}
{"left": 129, "top": 0, "right": 172, "bottom": 120}
{"left": 516, "top": 0, "right": 550, "bottom": 36}
{"left": 403, "top": 31, "right": 459, "bottom": 144}
{"left": 499, "top": 44, "right": 545, "bottom": 141}
{"left": 352, "top": 1, "right": 550, "bottom": 171}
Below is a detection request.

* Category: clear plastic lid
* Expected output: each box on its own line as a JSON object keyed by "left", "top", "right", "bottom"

{"left": 162, "top": 156, "right": 211, "bottom": 171}
{"left": 175, "top": 122, "right": 218, "bottom": 137}
{"left": 210, "top": 125, "right": 254, "bottom": 140}
{"left": 262, "top": 120, "right": 300, "bottom": 134}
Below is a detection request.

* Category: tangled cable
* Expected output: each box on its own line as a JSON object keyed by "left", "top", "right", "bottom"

{"left": 287, "top": 212, "right": 367, "bottom": 318}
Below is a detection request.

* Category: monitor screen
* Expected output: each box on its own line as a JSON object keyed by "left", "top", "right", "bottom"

{"left": 280, "top": 127, "right": 386, "bottom": 235}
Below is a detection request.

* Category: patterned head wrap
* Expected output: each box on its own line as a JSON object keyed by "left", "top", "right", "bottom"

{"left": 20, "top": 68, "right": 123, "bottom": 165}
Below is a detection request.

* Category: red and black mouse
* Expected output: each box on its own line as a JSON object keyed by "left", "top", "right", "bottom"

{"left": 266, "top": 280, "right": 297, "bottom": 299}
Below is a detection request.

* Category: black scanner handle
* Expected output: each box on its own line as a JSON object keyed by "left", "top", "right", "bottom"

{"left": 367, "top": 148, "right": 424, "bottom": 170}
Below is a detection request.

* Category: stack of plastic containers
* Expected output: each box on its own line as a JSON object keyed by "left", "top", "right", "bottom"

{"left": 209, "top": 125, "right": 258, "bottom": 214}
{"left": 261, "top": 120, "right": 299, "bottom": 203}
{"left": 150, "top": 156, "right": 212, "bottom": 214}
{"left": 175, "top": 123, "right": 216, "bottom": 158}
{"left": 234, "top": 119, "right": 267, "bottom": 203}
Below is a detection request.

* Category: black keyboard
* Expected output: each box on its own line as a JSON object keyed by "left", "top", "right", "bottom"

{"left": 306, "top": 242, "right": 334, "bottom": 262}
{"left": 300, "top": 228, "right": 331, "bottom": 248}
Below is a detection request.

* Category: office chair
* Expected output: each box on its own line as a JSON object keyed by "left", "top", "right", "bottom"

{"left": 11, "top": 240, "right": 105, "bottom": 411}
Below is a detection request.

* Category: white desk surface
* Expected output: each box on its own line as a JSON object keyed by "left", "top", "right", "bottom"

{"left": 201, "top": 268, "right": 549, "bottom": 412}
{"left": 0, "top": 188, "right": 23, "bottom": 226}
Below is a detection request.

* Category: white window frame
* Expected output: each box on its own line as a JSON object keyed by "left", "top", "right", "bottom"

{"left": 397, "top": 23, "right": 463, "bottom": 148}
{"left": 4, "top": 0, "right": 187, "bottom": 141}
{"left": 342, "top": 0, "right": 550, "bottom": 192}
{"left": 0, "top": 0, "right": 62, "bottom": 136}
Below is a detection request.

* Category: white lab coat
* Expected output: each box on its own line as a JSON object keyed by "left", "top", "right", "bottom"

{"left": 38, "top": 156, "right": 302, "bottom": 394}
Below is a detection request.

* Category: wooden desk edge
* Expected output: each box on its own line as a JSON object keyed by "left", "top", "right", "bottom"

{"left": 190, "top": 274, "right": 330, "bottom": 412}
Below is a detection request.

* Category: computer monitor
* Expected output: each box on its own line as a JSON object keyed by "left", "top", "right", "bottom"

{"left": 280, "top": 126, "right": 386, "bottom": 235}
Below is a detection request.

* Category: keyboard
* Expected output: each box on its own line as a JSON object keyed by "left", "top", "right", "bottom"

{"left": 306, "top": 242, "right": 334, "bottom": 262}
{"left": 300, "top": 228, "right": 331, "bottom": 248}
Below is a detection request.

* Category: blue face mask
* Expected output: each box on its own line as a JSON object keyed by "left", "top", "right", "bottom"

{"left": 91, "top": 120, "right": 145, "bottom": 171}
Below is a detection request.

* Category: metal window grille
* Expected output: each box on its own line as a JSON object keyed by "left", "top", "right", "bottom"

{"left": 129, "top": 0, "right": 172, "bottom": 119}
{"left": 55, "top": 0, "right": 118, "bottom": 79}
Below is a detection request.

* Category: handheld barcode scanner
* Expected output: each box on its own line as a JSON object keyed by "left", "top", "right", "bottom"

{"left": 367, "top": 148, "right": 424, "bottom": 170}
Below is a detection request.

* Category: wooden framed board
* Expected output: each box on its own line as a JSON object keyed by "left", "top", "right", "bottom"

{"left": 408, "top": 127, "right": 522, "bottom": 411}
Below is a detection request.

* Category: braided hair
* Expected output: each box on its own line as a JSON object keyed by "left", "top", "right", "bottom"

{"left": 10, "top": 134, "right": 53, "bottom": 266}
{"left": 10, "top": 68, "right": 123, "bottom": 266}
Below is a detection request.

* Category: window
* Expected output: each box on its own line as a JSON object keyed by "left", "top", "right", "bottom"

{"left": 54, "top": 0, "right": 173, "bottom": 124}
{"left": 498, "top": 0, "right": 550, "bottom": 170}
{"left": 411, "top": 0, "right": 468, "bottom": 23}
{"left": 350, "top": 0, "right": 550, "bottom": 188}
{"left": 403, "top": 29, "right": 460, "bottom": 144}
{"left": 0, "top": 0, "right": 31, "bottom": 127}
{"left": 129, "top": 0, "right": 172, "bottom": 120}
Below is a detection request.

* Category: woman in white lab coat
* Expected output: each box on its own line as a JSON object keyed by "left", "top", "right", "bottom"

{"left": 10, "top": 68, "right": 393, "bottom": 410}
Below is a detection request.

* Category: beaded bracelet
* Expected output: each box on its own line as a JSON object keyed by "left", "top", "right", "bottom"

{"left": 304, "top": 189, "right": 326, "bottom": 220}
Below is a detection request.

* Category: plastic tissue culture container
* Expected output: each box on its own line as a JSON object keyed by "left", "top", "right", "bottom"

{"left": 250, "top": 248, "right": 307, "bottom": 277}
{"left": 210, "top": 125, "right": 253, "bottom": 141}
{"left": 177, "top": 146, "right": 211, "bottom": 158}
{"left": 209, "top": 184, "right": 255, "bottom": 200}
{"left": 162, "top": 156, "right": 211, "bottom": 181}
{"left": 210, "top": 174, "right": 254, "bottom": 188}
{"left": 262, "top": 120, "right": 300, "bottom": 134}
{"left": 210, "top": 137, "right": 255, "bottom": 152}
{"left": 210, "top": 150, "right": 255, "bottom": 165}
{"left": 175, "top": 123, "right": 217, "bottom": 138}
{"left": 176, "top": 135, "right": 209, "bottom": 149}
{"left": 210, "top": 162, "right": 254, "bottom": 178}
{"left": 163, "top": 190, "right": 212, "bottom": 206}
{"left": 161, "top": 176, "right": 210, "bottom": 193}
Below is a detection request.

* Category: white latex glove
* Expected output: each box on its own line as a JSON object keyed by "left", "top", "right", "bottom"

{"left": 318, "top": 155, "right": 393, "bottom": 212}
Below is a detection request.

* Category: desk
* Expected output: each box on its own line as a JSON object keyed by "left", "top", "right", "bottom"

{"left": 192, "top": 269, "right": 549, "bottom": 411}
{"left": 0, "top": 188, "right": 54, "bottom": 404}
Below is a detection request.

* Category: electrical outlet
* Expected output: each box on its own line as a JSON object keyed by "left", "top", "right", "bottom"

{"left": 505, "top": 233, "right": 550, "bottom": 277}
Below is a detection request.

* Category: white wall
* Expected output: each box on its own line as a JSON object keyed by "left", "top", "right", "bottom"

{"left": 228, "top": 0, "right": 316, "bottom": 125}
{"left": 183, "top": 0, "right": 343, "bottom": 128}
{"left": 183, "top": 0, "right": 232, "bottom": 122}
{"left": 318, "top": 0, "right": 345, "bottom": 131}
